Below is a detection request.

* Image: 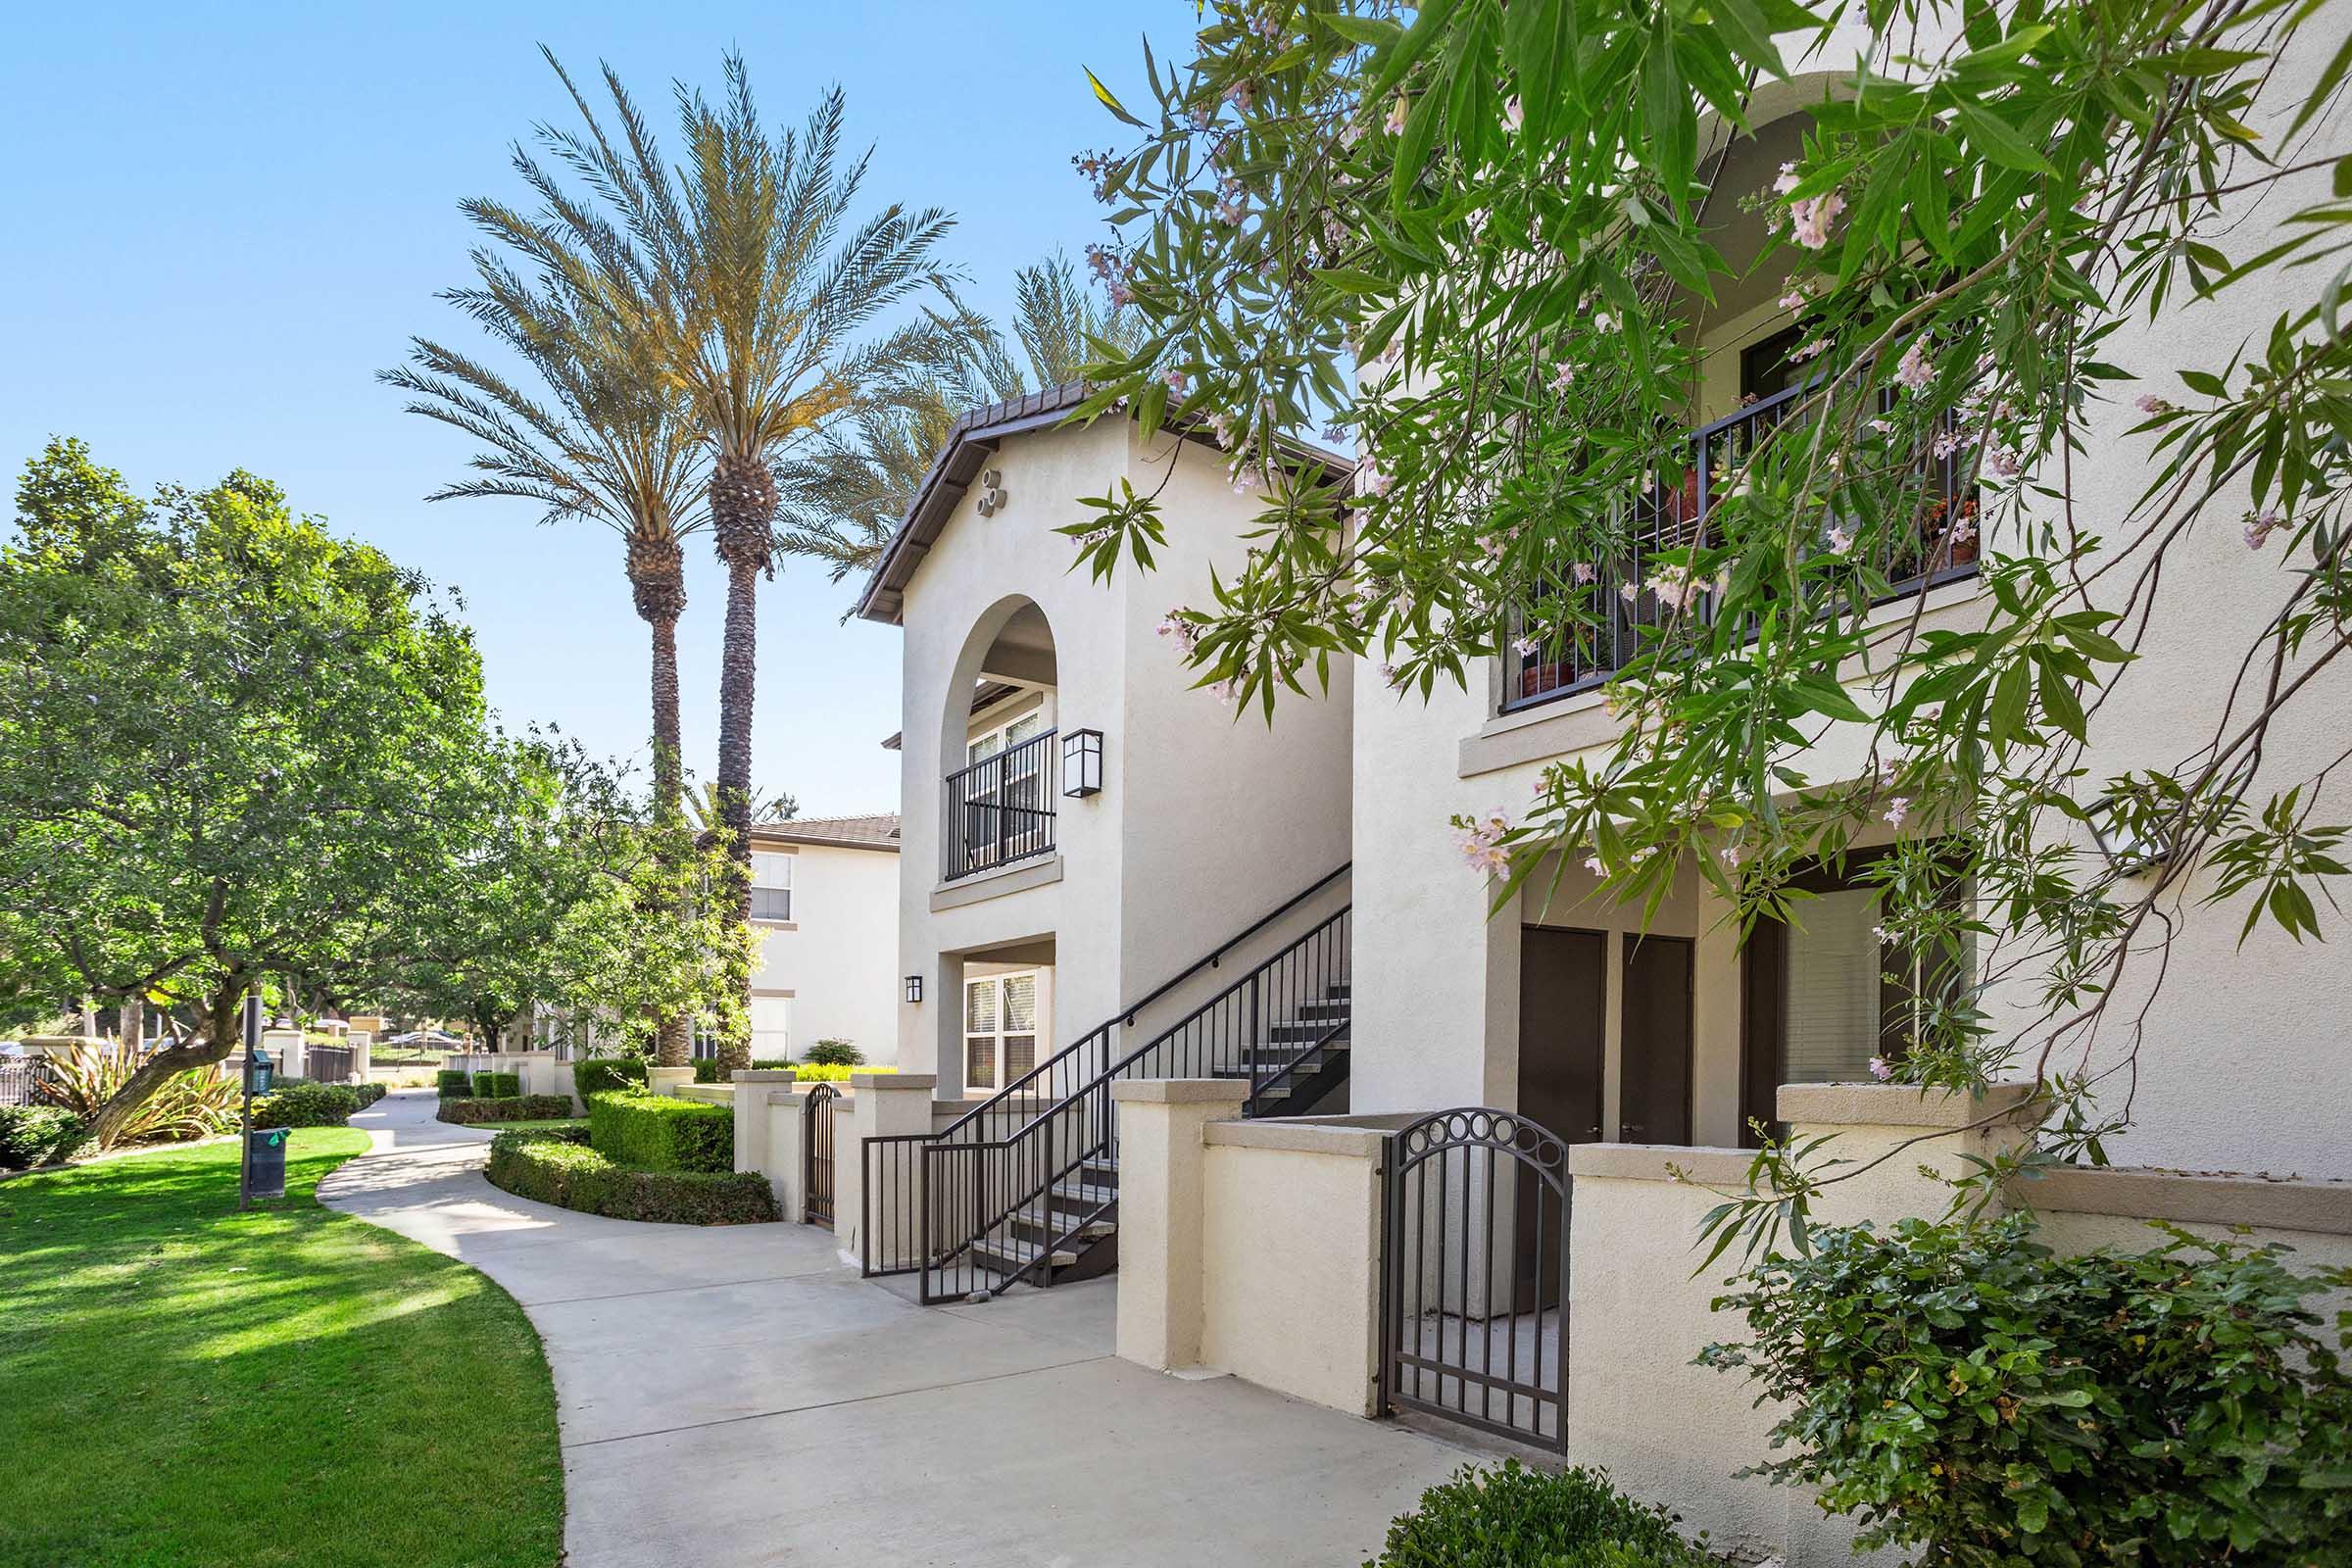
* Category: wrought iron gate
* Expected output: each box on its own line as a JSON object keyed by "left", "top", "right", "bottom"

{"left": 1382, "top": 1107, "right": 1570, "bottom": 1451}
{"left": 803, "top": 1082, "right": 840, "bottom": 1227}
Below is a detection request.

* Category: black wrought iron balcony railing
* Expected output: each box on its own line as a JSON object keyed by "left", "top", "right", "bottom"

{"left": 1504, "top": 384, "right": 1984, "bottom": 711}
{"left": 942, "top": 728, "right": 1057, "bottom": 882}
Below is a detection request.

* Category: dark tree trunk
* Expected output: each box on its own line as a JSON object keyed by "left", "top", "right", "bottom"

{"left": 631, "top": 531, "right": 695, "bottom": 1069}
{"left": 710, "top": 452, "right": 774, "bottom": 1078}
{"left": 83, "top": 981, "right": 242, "bottom": 1151}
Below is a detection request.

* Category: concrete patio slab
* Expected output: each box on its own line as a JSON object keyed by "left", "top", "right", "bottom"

{"left": 322, "top": 1089, "right": 1474, "bottom": 1567}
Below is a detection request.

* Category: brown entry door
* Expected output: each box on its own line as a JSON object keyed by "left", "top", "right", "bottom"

{"left": 1518, "top": 926, "right": 1605, "bottom": 1143}
{"left": 1619, "top": 936, "right": 1693, "bottom": 1144}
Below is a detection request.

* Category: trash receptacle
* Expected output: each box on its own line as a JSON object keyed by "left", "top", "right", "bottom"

{"left": 245, "top": 1127, "right": 290, "bottom": 1200}
{"left": 243, "top": 1050, "right": 274, "bottom": 1096}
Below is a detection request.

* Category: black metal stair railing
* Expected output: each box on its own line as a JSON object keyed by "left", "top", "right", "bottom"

{"left": 857, "top": 861, "right": 1352, "bottom": 1296}
{"left": 915, "top": 903, "right": 1350, "bottom": 1301}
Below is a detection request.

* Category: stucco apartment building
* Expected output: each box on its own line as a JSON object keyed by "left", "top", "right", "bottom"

{"left": 731, "top": 815, "right": 902, "bottom": 1064}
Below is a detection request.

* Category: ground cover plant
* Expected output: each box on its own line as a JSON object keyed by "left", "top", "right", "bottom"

{"left": 0, "top": 1130, "right": 561, "bottom": 1567}
{"left": 0, "top": 1105, "right": 83, "bottom": 1169}
{"left": 1365, "top": 1461, "right": 1712, "bottom": 1568}
{"left": 485, "top": 1129, "right": 776, "bottom": 1224}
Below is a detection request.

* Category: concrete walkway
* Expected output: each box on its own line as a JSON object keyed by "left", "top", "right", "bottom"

{"left": 320, "top": 1090, "right": 1473, "bottom": 1567}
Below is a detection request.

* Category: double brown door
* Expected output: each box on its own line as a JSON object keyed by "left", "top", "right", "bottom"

{"left": 1518, "top": 927, "right": 1694, "bottom": 1147}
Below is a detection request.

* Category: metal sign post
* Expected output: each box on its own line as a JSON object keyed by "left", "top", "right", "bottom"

{"left": 237, "top": 992, "right": 262, "bottom": 1211}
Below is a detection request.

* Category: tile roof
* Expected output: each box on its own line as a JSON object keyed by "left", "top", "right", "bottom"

{"left": 749, "top": 813, "right": 901, "bottom": 853}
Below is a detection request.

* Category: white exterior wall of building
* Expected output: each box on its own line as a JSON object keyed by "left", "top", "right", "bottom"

{"left": 1346, "top": 26, "right": 2352, "bottom": 1178}
{"left": 748, "top": 837, "right": 901, "bottom": 1065}
{"left": 887, "top": 416, "right": 1352, "bottom": 1096}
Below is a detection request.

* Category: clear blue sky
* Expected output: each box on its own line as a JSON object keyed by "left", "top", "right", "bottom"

{"left": 0, "top": 2, "right": 1182, "bottom": 816}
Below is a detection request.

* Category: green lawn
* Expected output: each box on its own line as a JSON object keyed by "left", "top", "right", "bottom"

{"left": 0, "top": 1132, "right": 563, "bottom": 1568}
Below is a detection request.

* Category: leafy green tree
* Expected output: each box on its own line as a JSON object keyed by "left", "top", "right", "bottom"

{"left": 486, "top": 51, "right": 959, "bottom": 1071}
{"left": 776, "top": 251, "right": 1150, "bottom": 583}
{"left": 0, "top": 441, "right": 542, "bottom": 1145}
{"left": 1070, "top": 1, "right": 2352, "bottom": 1218}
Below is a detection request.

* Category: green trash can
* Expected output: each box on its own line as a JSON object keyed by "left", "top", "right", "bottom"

{"left": 245, "top": 1127, "right": 290, "bottom": 1200}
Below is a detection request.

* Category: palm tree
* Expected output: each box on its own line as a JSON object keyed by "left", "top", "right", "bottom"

{"left": 382, "top": 239, "right": 709, "bottom": 1064}
{"left": 520, "top": 51, "right": 957, "bottom": 1072}
{"left": 776, "top": 253, "right": 1149, "bottom": 583}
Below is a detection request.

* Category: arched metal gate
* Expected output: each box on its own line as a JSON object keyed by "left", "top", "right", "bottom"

{"left": 1382, "top": 1107, "right": 1570, "bottom": 1451}
{"left": 803, "top": 1082, "right": 840, "bottom": 1227}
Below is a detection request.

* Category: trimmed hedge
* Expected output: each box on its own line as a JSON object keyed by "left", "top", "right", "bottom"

{"left": 353, "top": 1082, "right": 388, "bottom": 1108}
{"left": 1367, "top": 1462, "right": 1712, "bottom": 1568}
{"left": 436, "top": 1070, "right": 474, "bottom": 1099}
{"left": 587, "top": 1090, "right": 732, "bottom": 1173}
{"left": 252, "top": 1082, "right": 362, "bottom": 1129}
{"left": 436, "top": 1095, "right": 577, "bottom": 1126}
{"left": 485, "top": 1132, "right": 776, "bottom": 1224}
{"left": 0, "top": 1105, "right": 86, "bottom": 1169}
{"left": 692, "top": 1056, "right": 815, "bottom": 1083}
{"left": 472, "top": 1071, "right": 520, "bottom": 1099}
{"left": 572, "top": 1058, "right": 647, "bottom": 1099}
{"left": 788, "top": 1062, "right": 895, "bottom": 1083}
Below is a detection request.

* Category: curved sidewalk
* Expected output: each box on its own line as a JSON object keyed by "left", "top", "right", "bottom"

{"left": 322, "top": 1089, "right": 1469, "bottom": 1567}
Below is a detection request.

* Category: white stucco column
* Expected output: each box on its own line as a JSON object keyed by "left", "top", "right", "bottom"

{"left": 260, "top": 1027, "right": 304, "bottom": 1083}
{"left": 837, "top": 1072, "right": 939, "bottom": 1266}
{"left": 346, "top": 1030, "right": 372, "bottom": 1083}
{"left": 763, "top": 1082, "right": 809, "bottom": 1219}
{"left": 1112, "top": 1078, "right": 1249, "bottom": 1374}
{"left": 645, "top": 1064, "right": 693, "bottom": 1099}
{"left": 732, "top": 1067, "right": 796, "bottom": 1180}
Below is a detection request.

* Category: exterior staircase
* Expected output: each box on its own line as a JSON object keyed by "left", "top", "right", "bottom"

{"left": 863, "top": 865, "right": 1352, "bottom": 1301}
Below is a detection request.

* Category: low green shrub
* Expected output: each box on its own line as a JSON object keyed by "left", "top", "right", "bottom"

{"left": 251, "top": 1082, "right": 362, "bottom": 1129}
{"left": 787, "top": 1062, "right": 894, "bottom": 1083}
{"left": 802, "top": 1039, "right": 863, "bottom": 1067}
{"left": 751, "top": 1058, "right": 794, "bottom": 1071}
{"left": 436, "top": 1069, "right": 473, "bottom": 1099}
{"left": 0, "top": 1104, "right": 86, "bottom": 1168}
{"left": 471, "top": 1070, "right": 520, "bottom": 1099}
{"left": 691, "top": 1057, "right": 722, "bottom": 1084}
{"left": 1366, "top": 1462, "right": 1709, "bottom": 1568}
{"left": 485, "top": 1132, "right": 775, "bottom": 1224}
{"left": 353, "top": 1082, "right": 387, "bottom": 1108}
{"left": 572, "top": 1058, "right": 647, "bottom": 1099}
{"left": 436, "top": 1095, "right": 576, "bottom": 1126}
{"left": 1702, "top": 1214, "right": 2352, "bottom": 1566}
{"left": 588, "top": 1090, "right": 732, "bottom": 1173}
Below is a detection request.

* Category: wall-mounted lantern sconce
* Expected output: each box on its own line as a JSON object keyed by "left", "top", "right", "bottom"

{"left": 905, "top": 974, "right": 924, "bottom": 1004}
{"left": 2087, "top": 796, "right": 2170, "bottom": 877}
{"left": 974, "top": 468, "right": 1008, "bottom": 517}
{"left": 1062, "top": 728, "right": 1104, "bottom": 798}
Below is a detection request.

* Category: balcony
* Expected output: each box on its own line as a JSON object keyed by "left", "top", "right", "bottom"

{"left": 1504, "top": 384, "right": 1982, "bottom": 711}
{"left": 943, "top": 727, "right": 1057, "bottom": 882}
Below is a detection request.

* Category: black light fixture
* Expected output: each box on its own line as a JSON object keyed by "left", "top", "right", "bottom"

{"left": 2086, "top": 795, "right": 2169, "bottom": 877}
{"left": 905, "top": 974, "right": 924, "bottom": 1004}
{"left": 1062, "top": 727, "right": 1104, "bottom": 798}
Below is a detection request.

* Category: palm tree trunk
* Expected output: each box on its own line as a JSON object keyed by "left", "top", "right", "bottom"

{"left": 712, "top": 554, "right": 759, "bottom": 1074}
{"left": 632, "top": 534, "right": 695, "bottom": 1068}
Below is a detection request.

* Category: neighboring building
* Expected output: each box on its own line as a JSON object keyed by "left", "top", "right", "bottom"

{"left": 733, "top": 815, "right": 903, "bottom": 1065}
{"left": 857, "top": 383, "right": 1355, "bottom": 1102}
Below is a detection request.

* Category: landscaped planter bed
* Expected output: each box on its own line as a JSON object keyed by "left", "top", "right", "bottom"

{"left": 485, "top": 1128, "right": 777, "bottom": 1224}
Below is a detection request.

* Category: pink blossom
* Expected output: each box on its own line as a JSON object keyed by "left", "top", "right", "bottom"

{"left": 1215, "top": 198, "right": 1246, "bottom": 226}
{"left": 1985, "top": 446, "right": 2023, "bottom": 480}
{"left": 1584, "top": 856, "right": 1605, "bottom": 876}
{"left": 1868, "top": 1055, "right": 1893, "bottom": 1082}
{"left": 1208, "top": 412, "right": 1237, "bottom": 450}
{"left": 1826, "top": 525, "right": 1854, "bottom": 553}
{"left": 1778, "top": 283, "right": 1812, "bottom": 313}
{"left": 1226, "top": 78, "right": 1256, "bottom": 113}
{"left": 1789, "top": 339, "right": 1828, "bottom": 363}
{"left": 1773, "top": 161, "right": 1801, "bottom": 196}
{"left": 1162, "top": 369, "right": 1187, "bottom": 394}
{"left": 1548, "top": 362, "right": 1577, "bottom": 393}
{"left": 1885, "top": 797, "right": 1911, "bottom": 829}
{"left": 2134, "top": 393, "right": 2173, "bottom": 416}
{"left": 1212, "top": 676, "right": 1245, "bottom": 706}
{"left": 1340, "top": 119, "right": 1364, "bottom": 149}
{"left": 1896, "top": 338, "right": 1935, "bottom": 393}
{"left": 1788, "top": 189, "right": 1845, "bottom": 250}
{"left": 1380, "top": 662, "right": 1405, "bottom": 689}
{"left": 1356, "top": 459, "right": 1393, "bottom": 499}
{"left": 1157, "top": 612, "right": 1200, "bottom": 656}
{"left": 1254, "top": 13, "right": 1283, "bottom": 39}
{"left": 1867, "top": 417, "right": 1894, "bottom": 435}
{"left": 1572, "top": 562, "right": 1595, "bottom": 585}
{"left": 1385, "top": 96, "right": 1409, "bottom": 136}
{"left": 1502, "top": 96, "right": 1524, "bottom": 132}
{"left": 1511, "top": 634, "right": 1540, "bottom": 657}
{"left": 2244, "top": 508, "right": 2285, "bottom": 550}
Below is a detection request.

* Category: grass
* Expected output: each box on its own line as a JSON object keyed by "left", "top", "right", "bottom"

{"left": 0, "top": 1131, "right": 563, "bottom": 1568}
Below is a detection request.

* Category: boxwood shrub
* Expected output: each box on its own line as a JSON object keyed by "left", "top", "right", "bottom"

{"left": 572, "top": 1057, "right": 647, "bottom": 1099}
{"left": 1366, "top": 1462, "right": 1711, "bottom": 1568}
{"left": 471, "top": 1070, "right": 520, "bottom": 1099}
{"left": 351, "top": 1082, "right": 387, "bottom": 1108}
{"left": 436, "top": 1094, "right": 577, "bottom": 1126}
{"left": 0, "top": 1105, "right": 86, "bottom": 1169}
{"left": 485, "top": 1131, "right": 775, "bottom": 1224}
{"left": 252, "top": 1082, "right": 362, "bottom": 1129}
{"left": 436, "top": 1069, "right": 473, "bottom": 1099}
{"left": 588, "top": 1090, "right": 732, "bottom": 1173}
{"left": 802, "top": 1039, "right": 863, "bottom": 1067}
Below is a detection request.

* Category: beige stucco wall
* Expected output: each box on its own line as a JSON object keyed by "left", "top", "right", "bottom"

{"left": 747, "top": 839, "right": 900, "bottom": 1064}
{"left": 1342, "top": 26, "right": 2352, "bottom": 1179}
{"left": 887, "top": 417, "right": 1352, "bottom": 1095}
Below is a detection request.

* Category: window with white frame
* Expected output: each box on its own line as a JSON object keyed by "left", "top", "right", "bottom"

{"left": 962, "top": 971, "right": 1039, "bottom": 1093}
{"left": 751, "top": 850, "right": 793, "bottom": 922}
{"left": 750, "top": 996, "right": 791, "bottom": 1060}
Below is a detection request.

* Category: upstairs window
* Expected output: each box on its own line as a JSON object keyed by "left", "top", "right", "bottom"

{"left": 751, "top": 851, "right": 793, "bottom": 923}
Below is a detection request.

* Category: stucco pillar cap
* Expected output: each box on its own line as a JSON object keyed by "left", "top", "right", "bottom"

{"left": 1110, "top": 1078, "right": 1250, "bottom": 1104}
{"left": 1777, "top": 1081, "right": 2039, "bottom": 1130}
{"left": 854, "top": 1071, "right": 934, "bottom": 1091}
{"left": 733, "top": 1068, "right": 797, "bottom": 1084}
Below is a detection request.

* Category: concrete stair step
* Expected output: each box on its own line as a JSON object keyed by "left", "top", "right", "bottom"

{"left": 972, "top": 1235, "right": 1081, "bottom": 1275}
